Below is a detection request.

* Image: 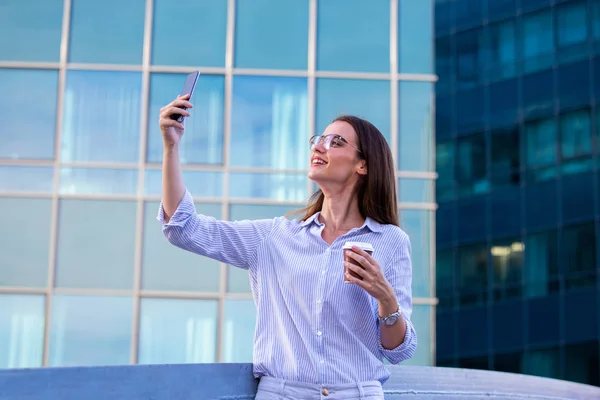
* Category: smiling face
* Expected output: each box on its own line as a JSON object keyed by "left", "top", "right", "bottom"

{"left": 308, "top": 120, "right": 367, "bottom": 189}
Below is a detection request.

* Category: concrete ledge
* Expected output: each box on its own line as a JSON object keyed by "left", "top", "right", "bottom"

{"left": 1, "top": 363, "right": 599, "bottom": 400}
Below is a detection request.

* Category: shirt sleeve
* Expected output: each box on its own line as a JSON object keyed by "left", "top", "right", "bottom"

{"left": 377, "top": 231, "right": 418, "bottom": 364}
{"left": 157, "top": 189, "right": 275, "bottom": 270}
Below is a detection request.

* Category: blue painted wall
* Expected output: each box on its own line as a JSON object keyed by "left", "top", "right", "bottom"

{"left": 1, "top": 364, "right": 599, "bottom": 400}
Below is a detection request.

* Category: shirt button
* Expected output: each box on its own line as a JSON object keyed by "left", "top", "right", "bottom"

{"left": 320, "top": 359, "right": 325, "bottom": 364}
{"left": 321, "top": 270, "right": 326, "bottom": 275}
{"left": 322, "top": 388, "right": 329, "bottom": 396}
{"left": 317, "top": 331, "right": 322, "bottom": 336}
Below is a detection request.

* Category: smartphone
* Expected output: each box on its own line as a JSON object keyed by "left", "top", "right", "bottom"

{"left": 171, "top": 70, "right": 200, "bottom": 123}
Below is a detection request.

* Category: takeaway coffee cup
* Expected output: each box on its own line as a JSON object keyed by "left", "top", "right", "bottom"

{"left": 342, "top": 241, "right": 374, "bottom": 282}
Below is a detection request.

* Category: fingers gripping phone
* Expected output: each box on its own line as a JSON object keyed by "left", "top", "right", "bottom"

{"left": 171, "top": 71, "right": 200, "bottom": 123}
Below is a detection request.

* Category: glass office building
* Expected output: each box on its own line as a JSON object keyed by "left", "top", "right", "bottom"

{"left": 0, "top": 0, "right": 436, "bottom": 369}
{"left": 435, "top": 0, "right": 600, "bottom": 386}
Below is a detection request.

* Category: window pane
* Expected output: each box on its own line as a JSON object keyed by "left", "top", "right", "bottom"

{"left": 522, "top": 10, "right": 554, "bottom": 73}
{"left": 56, "top": 200, "right": 136, "bottom": 290}
{"left": 0, "top": 69, "right": 58, "bottom": 160}
{"left": 455, "top": 28, "right": 482, "bottom": 89}
{"left": 144, "top": 170, "right": 222, "bottom": 198}
{"left": 316, "top": 79, "right": 390, "bottom": 142}
{"left": 398, "top": 82, "right": 433, "bottom": 172}
{"left": 230, "top": 76, "right": 307, "bottom": 169}
{"left": 398, "top": 179, "right": 433, "bottom": 203}
{"left": 68, "top": 0, "right": 145, "bottom": 64}
{"left": 457, "top": 244, "right": 488, "bottom": 306}
{"left": 456, "top": 133, "right": 488, "bottom": 196}
{"left": 485, "top": 20, "right": 517, "bottom": 82}
{"left": 222, "top": 299, "right": 256, "bottom": 362}
{"left": 455, "top": 87, "right": 485, "bottom": 134}
{"left": 229, "top": 172, "right": 307, "bottom": 202}
{"left": 48, "top": 294, "right": 132, "bottom": 366}
{"left": 59, "top": 168, "right": 138, "bottom": 195}
{"left": 524, "top": 230, "right": 558, "bottom": 298}
{"left": 61, "top": 71, "right": 142, "bottom": 163}
{"left": 435, "top": 141, "right": 455, "bottom": 201}
{"left": 491, "top": 238, "right": 524, "bottom": 301}
{"left": 235, "top": 0, "right": 308, "bottom": 69}
{"left": 152, "top": 0, "right": 227, "bottom": 67}
{"left": 147, "top": 73, "right": 224, "bottom": 165}
{"left": 399, "top": 210, "right": 431, "bottom": 298}
{"left": 138, "top": 298, "right": 218, "bottom": 364}
{"left": 523, "top": 69, "right": 554, "bottom": 120}
{"left": 0, "top": 294, "right": 45, "bottom": 369}
{"left": 560, "top": 109, "right": 592, "bottom": 160}
{"left": 489, "top": 79, "right": 518, "bottom": 128}
{"left": 401, "top": 305, "right": 432, "bottom": 366}
{"left": 563, "top": 223, "right": 596, "bottom": 289}
{"left": 0, "top": 0, "right": 63, "bottom": 62}
{"left": 436, "top": 250, "right": 454, "bottom": 308}
{"left": 525, "top": 117, "right": 556, "bottom": 168}
{"left": 0, "top": 198, "right": 51, "bottom": 288}
{"left": 491, "top": 127, "right": 521, "bottom": 187}
{"left": 316, "top": 0, "right": 389, "bottom": 72}
{"left": 398, "top": 0, "right": 433, "bottom": 74}
{"left": 522, "top": 348, "right": 560, "bottom": 379}
{"left": 142, "top": 201, "right": 222, "bottom": 292}
{"left": 227, "top": 204, "right": 299, "bottom": 293}
{"left": 556, "top": 1, "right": 588, "bottom": 64}
{"left": 435, "top": 37, "right": 452, "bottom": 94}
{"left": 0, "top": 166, "right": 54, "bottom": 193}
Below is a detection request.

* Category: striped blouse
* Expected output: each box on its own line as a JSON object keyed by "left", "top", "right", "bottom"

{"left": 158, "top": 189, "right": 417, "bottom": 385}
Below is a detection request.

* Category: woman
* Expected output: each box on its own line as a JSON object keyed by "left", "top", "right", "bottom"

{"left": 158, "top": 94, "right": 417, "bottom": 400}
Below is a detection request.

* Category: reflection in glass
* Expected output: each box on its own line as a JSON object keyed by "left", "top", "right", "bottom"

{"left": 398, "top": 0, "right": 433, "bottom": 74}
{"left": 59, "top": 168, "right": 138, "bottom": 195}
{"left": 235, "top": 0, "right": 308, "bottom": 69}
{"left": 400, "top": 210, "right": 431, "bottom": 298}
{"left": 138, "top": 298, "right": 218, "bottom": 364}
{"left": 0, "top": 294, "right": 45, "bottom": 369}
{"left": 0, "top": 198, "right": 51, "bottom": 288}
{"left": 435, "top": 141, "right": 455, "bottom": 201}
{"left": 147, "top": 73, "right": 224, "bottom": 165}
{"left": 316, "top": 79, "right": 390, "bottom": 142}
{"left": 48, "top": 295, "right": 132, "bottom": 366}
{"left": 230, "top": 76, "right": 308, "bottom": 169}
{"left": 521, "top": 10, "right": 554, "bottom": 73}
{"left": 229, "top": 172, "right": 307, "bottom": 202}
{"left": 222, "top": 299, "right": 256, "bottom": 362}
{"left": 398, "top": 179, "right": 433, "bottom": 203}
{"left": 456, "top": 134, "right": 488, "bottom": 196}
{"left": 401, "top": 305, "right": 432, "bottom": 366}
{"left": 457, "top": 244, "right": 488, "bottom": 306}
{"left": 144, "top": 170, "right": 222, "bottom": 198}
{"left": 142, "top": 201, "right": 221, "bottom": 292}
{"left": 68, "top": 0, "right": 145, "bottom": 64}
{"left": 317, "top": 0, "right": 389, "bottom": 72}
{"left": 524, "top": 230, "right": 558, "bottom": 298}
{"left": 398, "top": 82, "right": 433, "bottom": 171}
{"left": 560, "top": 109, "right": 591, "bottom": 160}
{"left": 152, "top": 0, "right": 227, "bottom": 67}
{"left": 485, "top": 20, "right": 517, "bottom": 82}
{"left": 0, "top": 166, "right": 54, "bottom": 192}
{"left": 0, "top": 0, "right": 63, "bottom": 62}
{"left": 56, "top": 199, "right": 136, "bottom": 290}
{"left": 525, "top": 118, "right": 556, "bottom": 168}
{"left": 61, "top": 71, "right": 142, "bottom": 162}
{"left": 491, "top": 238, "right": 524, "bottom": 301}
{"left": 0, "top": 69, "right": 58, "bottom": 160}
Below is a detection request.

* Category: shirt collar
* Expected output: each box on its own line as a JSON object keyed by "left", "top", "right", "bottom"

{"left": 299, "top": 212, "right": 383, "bottom": 233}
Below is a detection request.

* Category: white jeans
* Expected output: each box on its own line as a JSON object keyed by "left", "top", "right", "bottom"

{"left": 255, "top": 376, "right": 384, "bottom": 400}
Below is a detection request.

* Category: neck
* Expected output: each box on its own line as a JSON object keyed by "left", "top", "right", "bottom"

{"left": 317, "top": 184, "right": 365, "bottom": 234}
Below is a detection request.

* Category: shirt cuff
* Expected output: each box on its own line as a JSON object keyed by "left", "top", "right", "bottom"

{"left": 377, "top": 313, "right": 417, "bottom": 364}
{"left": 156, "top": 189, "right": 197, "bottom": 227}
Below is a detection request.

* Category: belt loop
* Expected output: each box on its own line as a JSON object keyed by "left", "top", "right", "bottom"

{"left": 357, "top": 381, "right": 365, "bottom": 400}
{"left": 279, "top": 379, "right": 287, "bottom": 396}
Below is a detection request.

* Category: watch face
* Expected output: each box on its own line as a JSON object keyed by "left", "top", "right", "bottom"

{"left": 384, "top": 314, "right": 399, "bottom": 326}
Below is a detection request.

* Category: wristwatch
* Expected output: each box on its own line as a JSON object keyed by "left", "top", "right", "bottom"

{"left": 379, "top": 306, "right": 402, "bottom": 326}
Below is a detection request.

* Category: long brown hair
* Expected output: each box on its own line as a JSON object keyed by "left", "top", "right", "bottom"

{"left": 291, "top": 115, "right": 399, "bottom": 227}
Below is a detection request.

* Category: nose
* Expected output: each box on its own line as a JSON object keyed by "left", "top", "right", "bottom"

{"left": 312, "top": 138, "right": 327, "bottom": 153}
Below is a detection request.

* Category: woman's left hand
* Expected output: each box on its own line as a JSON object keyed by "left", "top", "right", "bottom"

{"left": 344, "top": 246, "right": 395, "bottom": 302}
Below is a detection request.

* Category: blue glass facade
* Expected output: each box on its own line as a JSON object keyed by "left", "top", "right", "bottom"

{"left": 435, "top": 0, "right": 600, "bottom": 386}
{"left": 0, "top": 1, "right": 436, "bottom": 369}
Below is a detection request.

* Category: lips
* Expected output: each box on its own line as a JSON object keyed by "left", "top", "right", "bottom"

{"left": 311, "top": 156, "right": 328, "bottom": 166}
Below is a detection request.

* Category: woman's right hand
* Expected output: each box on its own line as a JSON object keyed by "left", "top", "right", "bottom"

{"left": 158, "top": 94, "right": 193, "bottom": 147}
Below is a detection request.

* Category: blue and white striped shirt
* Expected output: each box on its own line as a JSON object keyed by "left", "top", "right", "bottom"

{"left": 158, "top": 189, "right": 417, "bottom": 385}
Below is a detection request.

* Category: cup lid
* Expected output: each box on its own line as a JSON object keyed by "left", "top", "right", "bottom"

{"left": 342, "top": 241, "right": 374, "bottom": 252}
